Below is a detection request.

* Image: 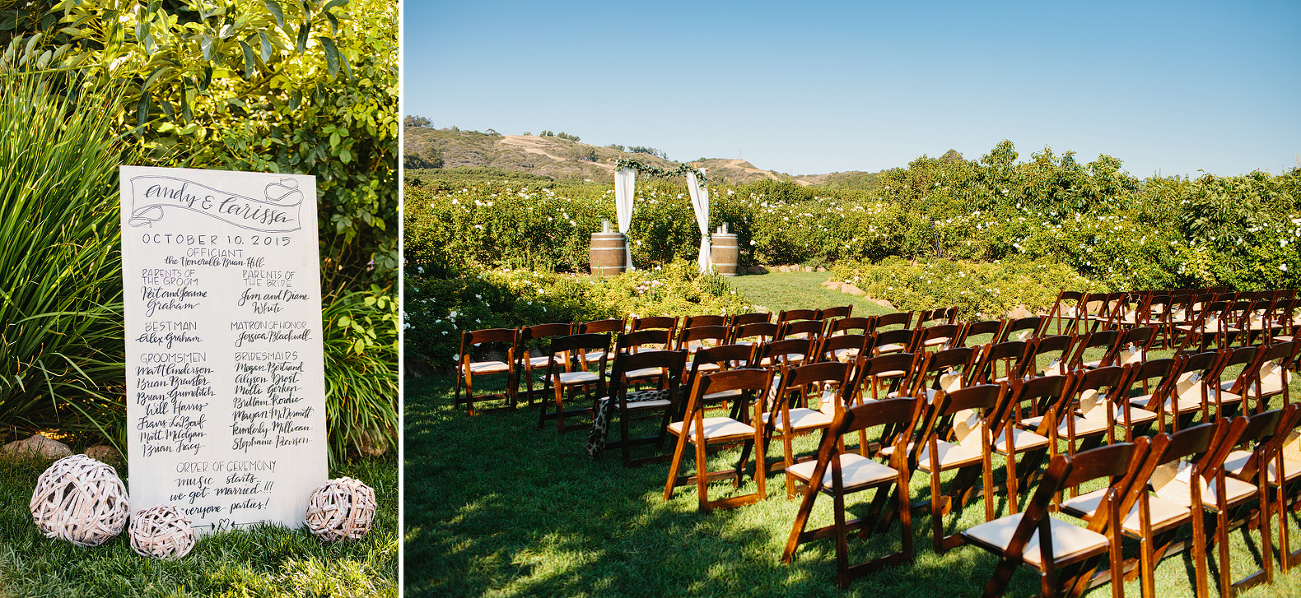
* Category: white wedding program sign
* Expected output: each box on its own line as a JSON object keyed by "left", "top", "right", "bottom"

{"left": 120, "top": 165, "right": 327, "bottom": 533}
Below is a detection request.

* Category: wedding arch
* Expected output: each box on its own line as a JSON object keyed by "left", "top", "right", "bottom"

{"left": 613, "top": 159, "right": 711, "bottom": 273}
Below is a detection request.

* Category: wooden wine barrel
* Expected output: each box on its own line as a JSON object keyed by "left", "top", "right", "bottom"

{"left": 590, "top": 232, "right": 627, "bottom": 277}
{"left": 711, "top": 233, "right": 740, "bottom": 276}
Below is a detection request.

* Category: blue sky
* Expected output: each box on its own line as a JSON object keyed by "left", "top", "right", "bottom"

{"left": 403, "top": 1, "right": 1300, "bottom": 178}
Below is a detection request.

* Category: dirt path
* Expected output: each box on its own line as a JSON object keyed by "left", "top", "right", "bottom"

{"left": 499, "top": 136, "right": 615, "bottom": 172}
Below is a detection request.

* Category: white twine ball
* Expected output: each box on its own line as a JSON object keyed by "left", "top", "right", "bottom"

{"left": 305, "top": 477, "right": 376, "bottom": 542}
{"left": 29, "top": 454, "right": 129, "bottom": 547}
{"left": 129, "top": 504, "right": 196, "bottom": 559}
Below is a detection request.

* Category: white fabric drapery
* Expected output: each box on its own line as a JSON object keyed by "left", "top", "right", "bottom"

{"left": 686, "top": 170, "right": 711, "bottom": 273}
{"left": 614, "top": 167, "right": 636, "bottom": 271}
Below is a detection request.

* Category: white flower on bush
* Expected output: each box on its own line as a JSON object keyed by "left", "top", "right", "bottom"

{"left": 448, "top": 310, "right": 458, "bottom": 320}
{"left": 1282, "top": 264, "right": 1289, "bottom": 272}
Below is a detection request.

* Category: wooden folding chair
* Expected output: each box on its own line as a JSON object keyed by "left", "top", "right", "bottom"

{"left": 1122, "top": 358, "right": 1180, "bottom": 434}
{"left": 1207, "top": 408, "right": 1290, "bottom": 595}
{"left": 820, "top": 305, "right": 853, "bottom": 320}
{"left": 960, "top": 319, "right": 1006, "bottom": 348}
{"left": 729, "top": 321, "right": 778, "bottom": 346}
{"left": 1023, "top": 368, "right": 1128, "bottom": 470}
{"left": 1093, "top": 326, "right": 1156, "bottom": 369}
{"left": 577, "top": 317, "right": 626, "bottom": 365}
{"left": 517, "top": 322, "right": 575, "bottom": 406}
{"left": 918, "top": 322, "right": 963, "bottom": 353}
{"left": 777, "top": 318, "right": 826, "bottom": 343}
{"left": 664, "top": 368, "right": 773, "bottom": 512}
{"left": 826, "top": 315, "right": 875, "bottom": 337}
{"left": 818, "top": 333, "right": 870, "bottom": 364}
{"left": 1224, "top": 340, "right": 1296, "bottom": 413}
{"left": 537, "top": 333, "right": 609, "bottom": 433}
{"left": 918, "top": 306, "right": 957, "bottom": 326}
{"left": 678, "top": 343, "right": 756, "bottom": 416}
{"left": 906, "top": 346, "right": 980, "bottom": 404}
{"left": 859, "top": 352, "right": 921, "bottom": 402}
{"left": 873, "top": 310, "right": 913, "bottom": 332}
{"left": 1000, "top": 315, "right": 1046, "bottom": 343}
{"left": 753, "top": 337, "right": 812, "bottom": 369}
{"left": 729, "top": 311, "right": 771, "bottom": 327}
{"left": 628, "top": 315, "right": 678, "bottom": 339}
{"left": 916, "top": 383, "right": 1004, "bottom": 552}
{"left": 616, "top": 328, "right": 674, "bottom": 389}
{"left": 973, "top": 340, "right": 1032, "bottom": 384}
{"left": 995, "top": 375, "right": 1071, "bottom": 513}
{"left": 588, "top": 349, "right": 687, "bottom": 467}
{"left": 454, "top": 327, "right": 519, "bottom": 414}
{"left": 1025, "top": 334, "right": 1077, "bottom": 378}
{"left": 963, "top": 442, "right": 1148, "bottom": 598}
{"left": 682, "top": 314, "right": 726, "bottom": 329}
{"left": 777, "top": 308, "right": 819, "bottom": 324}
{"left": 1049, "top": 290, "right": 1086, "bottom": 335}
{"left": 1059, "top": 423, "right": 1221, "bottom": 598}
{"left": 674, "top": 324, "right": 729, "bottom": 356}
{"left": 765, "top": 361, "right": 855, "bottom": 497}
{"left": 1225, "top": 405, "right": 1301, "bottom": 574}
{"left": 871, "top": 326, "right": 919, "bottom": 356}
{"left": 782, "top": 396, "right": 924, "bottom": 588}
{"left": 1071, "top": 329, "right": 1120, "bottom": 371}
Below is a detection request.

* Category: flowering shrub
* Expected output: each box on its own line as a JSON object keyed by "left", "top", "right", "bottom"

{"left": 831, "top": 257, "right": 1106, "bottom": 319}
{"left": 404, "top": 261, "right": 752, "bottom": 365}
{"left": 408, "top": 145, "right": 1301, "bottom": 293}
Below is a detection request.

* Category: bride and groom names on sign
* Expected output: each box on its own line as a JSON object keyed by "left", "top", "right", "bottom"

{"left": 122, "top": 167, "right": 327, "bottom": 533}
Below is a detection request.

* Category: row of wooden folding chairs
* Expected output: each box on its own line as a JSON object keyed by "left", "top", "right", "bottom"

{"left": 452, "top": 310, "right": 853, "bottom": 414}
{"left": 1048, "top": 289, "right": 1300, "bottom": 349}
{"left": 656, "top": 329, "right": 1301, "bottom": 590}
{"left": 776, "top": 374, "right": 1301, "bottom": 595}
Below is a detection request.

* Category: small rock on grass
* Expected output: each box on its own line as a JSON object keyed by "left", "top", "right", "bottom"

{"left": 841, "top": 284, "right": 866, "bottom": 297}
{"left": 1006, "top": 305, "right": 1034, "bottom": 319}
{"left": 1, "top": 433, "right": 73, "bottom": 461}
{"left": 84, "top": 445, "right": 121, "bottom": 464}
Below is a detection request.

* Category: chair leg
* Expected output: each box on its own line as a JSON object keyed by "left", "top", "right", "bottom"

{"left": 663, "top": 431, "right": 690, "bottom": 500}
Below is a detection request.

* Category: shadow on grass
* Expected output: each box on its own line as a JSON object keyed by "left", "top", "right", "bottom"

{"left": 403, "top": 375, "right": 1050, "bottom": 598}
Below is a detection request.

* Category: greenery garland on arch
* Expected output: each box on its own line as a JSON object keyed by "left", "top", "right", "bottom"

{"left": 615, "top": 158, "right": 707, "bottom": 185}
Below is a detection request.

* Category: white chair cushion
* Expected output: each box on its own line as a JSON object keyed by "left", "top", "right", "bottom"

{"left": 993, "top": 428, "right": 1051, "bottom": 452}
{"left": 787, "top": 453, "right": 898, "bottom": 492}
{"left": 763, "top": 407, "right": 833, "bottom": 431}
{"left": 468, "top": 360, "right": 510, "bottom": 374}
{"left": 667, "top": 417, "right": 754, "bottom": 442}
{"left": 558, "top": 371, "right": 598, "bottom": 384}
{"left": 1224, "top": 449, "right": 1301, "bottom": 485}
{"left": 1061, "top": 488, "right": 1190, "bottom": 533}
{"left": 964, "top": 513, "right": 1109, "bottom": 567}
{"left": 917, "top": 440, "right": 983, "bottom": 471}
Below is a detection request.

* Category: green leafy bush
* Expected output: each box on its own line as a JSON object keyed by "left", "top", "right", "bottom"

{"left": 3, "top": 0, "right": 399, "bottom": 460}
{"left": 404, "top": 261, "right": 752, "bottom": 365}
{"left": 831, "top": 258, "right": 1106, "bottom": 320}
{"left": 323, "top": 288, "right": 398, "bottom": 464}
{"left": 406, "top": 142, "right": 1301, "bottom": 294}
{"left": 0, "top": 74, "right": 127, "bottom": 440}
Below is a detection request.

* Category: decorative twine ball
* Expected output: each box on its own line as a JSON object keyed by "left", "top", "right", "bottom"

{"left": 128, "top": 504, "right": 195, "bottom": 559}
{"left": 29, "top": 454, "right": 129, "bottom": 547}
{"left": 305, "top": 477, "right": 376, "bottom": 542}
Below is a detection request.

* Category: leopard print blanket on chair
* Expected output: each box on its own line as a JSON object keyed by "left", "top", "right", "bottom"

{"left": 586, "top": 388, "right": 676, "bottom": 460}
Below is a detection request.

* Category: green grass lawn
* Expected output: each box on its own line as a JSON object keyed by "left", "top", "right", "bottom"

{"left": 0, "top": 453, "right": 397, "bottom": 597}
{"left": 726, "top": 271, "right": 894, "bottom": 317}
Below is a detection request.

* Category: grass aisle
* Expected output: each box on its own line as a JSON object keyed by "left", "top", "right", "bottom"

{"left": 724, "top": 271, "right": 892, "bottom": 317}
{"left": 0, "top": 455, "right": 397, "bottom": 597}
